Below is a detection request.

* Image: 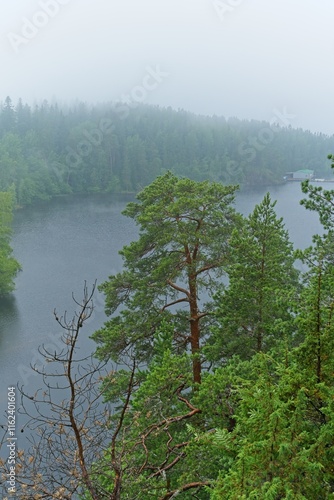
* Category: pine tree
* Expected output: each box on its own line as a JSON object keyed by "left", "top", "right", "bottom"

{"left": 93, "top": 172, "right": 240, "bottom": 384}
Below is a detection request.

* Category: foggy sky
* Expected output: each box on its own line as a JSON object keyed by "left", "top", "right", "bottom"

{"left": 1, "top": 0, "right": 334, "bottom": 135}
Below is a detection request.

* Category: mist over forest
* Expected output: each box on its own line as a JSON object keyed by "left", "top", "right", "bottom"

{"left": 1, "top": 96, "right": 334, "bottom": 206}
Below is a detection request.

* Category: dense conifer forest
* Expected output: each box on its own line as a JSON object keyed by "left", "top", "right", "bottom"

{"left": 1, "top": 96, "right": 334, "bottom": 206}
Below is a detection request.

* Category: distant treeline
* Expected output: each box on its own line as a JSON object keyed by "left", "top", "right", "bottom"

{"left": 0, "top": 96, "right": 333, "bottom": 205}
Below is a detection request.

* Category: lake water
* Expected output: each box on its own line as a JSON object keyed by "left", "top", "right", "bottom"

{"left": 0, "top": 182, "right": 324, "bottom": 438}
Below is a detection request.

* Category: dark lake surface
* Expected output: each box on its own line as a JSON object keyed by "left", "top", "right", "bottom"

{"left": 0, "top": 182, "right": 324, "bottom": 440}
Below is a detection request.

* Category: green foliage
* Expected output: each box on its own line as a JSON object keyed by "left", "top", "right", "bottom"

{"left": 211, "top": 348, "right": 334, "bottom": 499}
{"left": 295, "top": 232, "right": 334, "bottom": 385}
{"left": 89, "top": 172, "right": 334, "bottom": 498}
{"left": 93, "top": 172, "right": 240, "bottom": 384}
{"left": 208, "top": 193, "right": 299, "bottom": 362}
{"left": 211, "top": 184, "right": 334, "bottom": 499}
{"left": 0, "top": 191, "right": 21, "bottom": 294}
{"left": 91, "top": 324, "right": 204, "bottom": 498}
{"left": 300, "top": 154, "right": 334, "bottom": 229}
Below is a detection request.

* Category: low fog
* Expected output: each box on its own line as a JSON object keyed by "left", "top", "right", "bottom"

{"left": 1, "top": 0, "right": 334, "bottom": 134}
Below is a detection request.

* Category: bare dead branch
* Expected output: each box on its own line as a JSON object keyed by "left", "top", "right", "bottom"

{"left": 159, "top": 481, "right": 211, "bottom": 499}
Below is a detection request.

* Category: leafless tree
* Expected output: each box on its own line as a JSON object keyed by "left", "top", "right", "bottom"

{"left": 0, "top": 282, "right": 137, "bottom": 499}
{"left": 0, "top": 282, "right": 210, "bottom": 499}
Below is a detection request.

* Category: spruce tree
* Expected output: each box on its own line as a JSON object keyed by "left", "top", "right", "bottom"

{"left": 209, "top": 193, "right": 298, "bottom": 362}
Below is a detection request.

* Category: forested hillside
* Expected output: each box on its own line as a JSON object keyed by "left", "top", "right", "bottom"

{"left": 1, "top": 96, "right": 334, "bottom": 206}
